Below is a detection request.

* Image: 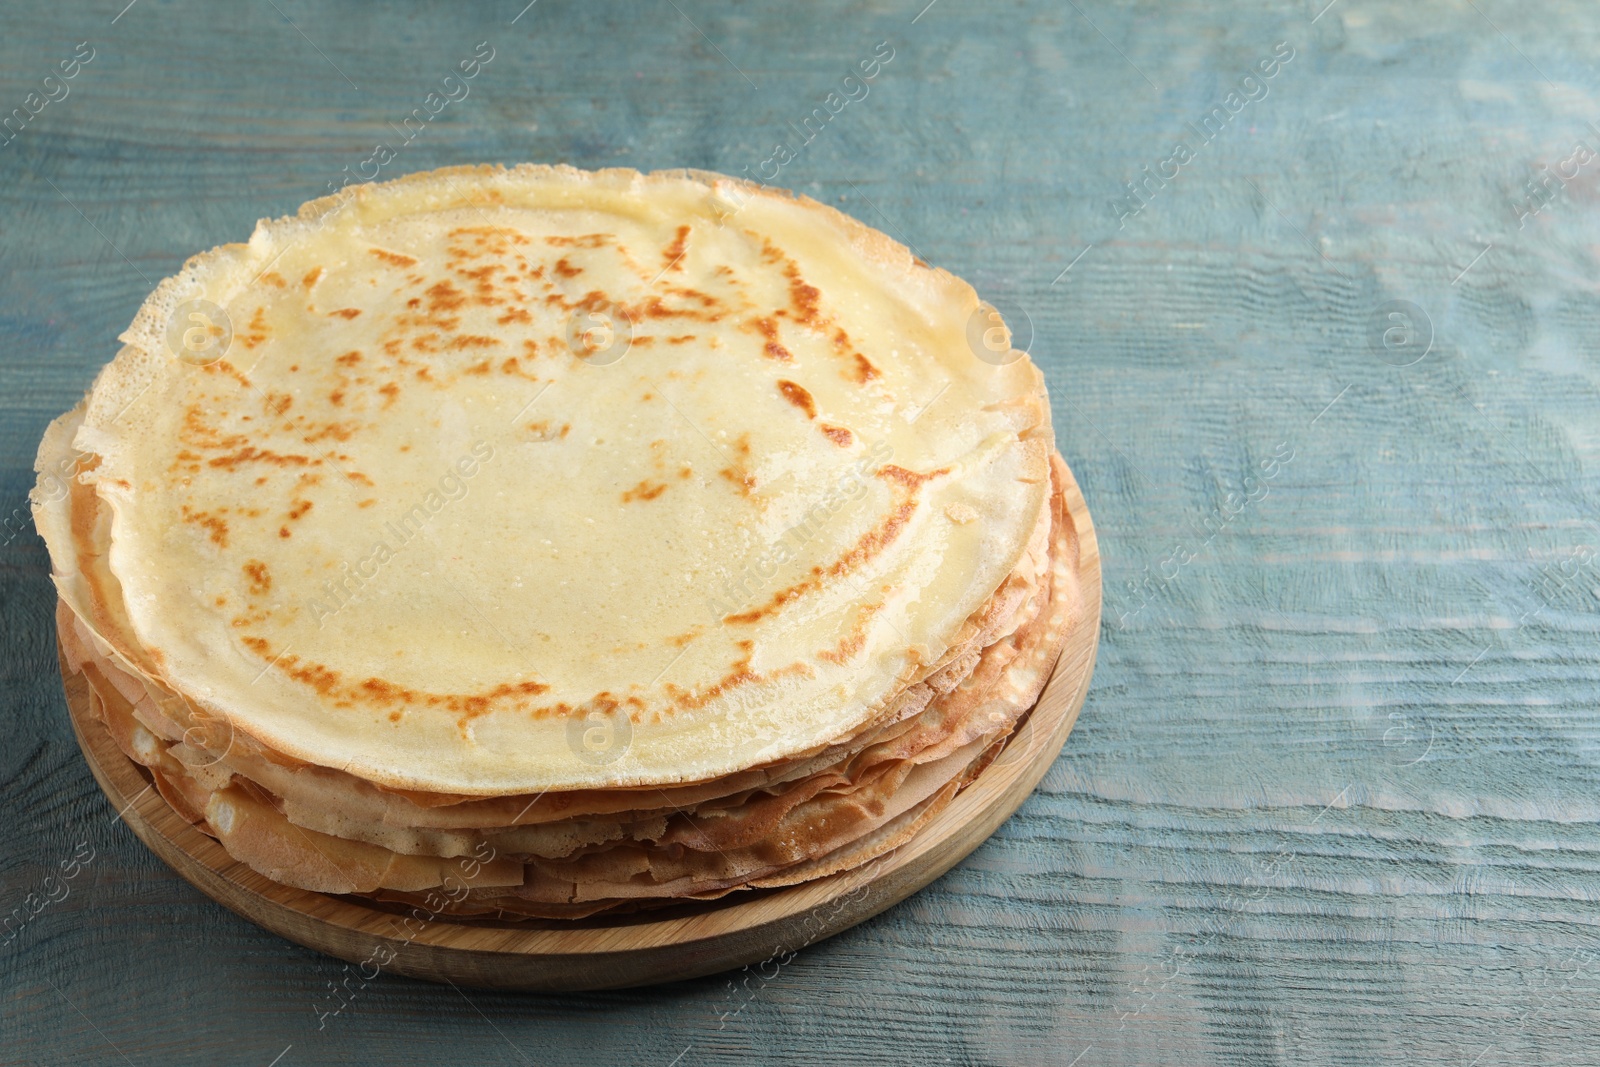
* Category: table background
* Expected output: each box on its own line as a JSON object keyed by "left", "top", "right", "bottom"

{"left": 5, "top": 1, "right": 1600, "bottom": 1064}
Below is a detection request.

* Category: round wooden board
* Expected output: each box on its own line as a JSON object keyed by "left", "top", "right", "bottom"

{"left": 58, "top": 466, "right": 1099, "bottom": 992}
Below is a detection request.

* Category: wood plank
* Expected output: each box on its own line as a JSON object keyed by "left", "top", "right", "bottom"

{"left": 5, "top": 0, "right": 1600, "bottom": 1063}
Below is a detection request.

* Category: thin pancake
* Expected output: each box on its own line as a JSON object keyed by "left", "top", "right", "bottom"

{"left": 44, "top": 401, "right": 1054, "bottom": 836}
{"left": 59, "top": 164, "right": 1053, "bottom": 794}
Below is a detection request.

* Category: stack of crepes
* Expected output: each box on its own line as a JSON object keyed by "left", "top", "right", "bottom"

{"left": 33, "top": 165, "right": 1082, "bottom": 920}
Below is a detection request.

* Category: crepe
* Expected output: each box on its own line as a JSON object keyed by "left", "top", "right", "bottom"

{"left": 63, "top": 164, "right": 1053, "bottom": 796}
{"left": 34, "top": 164, "right": 1077, "bottom": 918}
{"left": 45, "top": 397, "right": 1054, "bottom": 825}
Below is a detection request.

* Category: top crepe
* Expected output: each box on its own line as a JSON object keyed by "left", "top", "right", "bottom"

{"left": 61, "top": 164, "right": 1053, "bottom": 794}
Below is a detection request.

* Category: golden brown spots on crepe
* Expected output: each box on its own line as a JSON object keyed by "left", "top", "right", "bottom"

{"left": 359, "top": 677, "right": 416, "bottom": 705}
{"left": 720, "top": 468, "right": 756, "bottom": 496}
{"left": 499, "top": 357, "right": 539, "bottom": 383}
{"left": 426, "top": 280, "right": 467, "bottom": 312}
{"left": 786, "top": 267, "right": 822, "bottom": 326}
{"left": 370, "top": 248, "right": 419, "bottom": 268}
{"left": 747, "top": 316, "right": 792, "bottom": 362}
{"left": 877, "top": 463, "right": 950, "bottom": 490}
{"left": 302, "top": 422, "right": 356, "bottom": 445}
{"left": 553, "top": 257, "right": 582, "bottom": 279}
{"left": 776, "top": 379, "right": 816, "bottom": 419}
{"left": 262, "top": 272, "right": 288, "bottom": 289}
{"left": 238, "top": 307, "right": 270, "bottom": 351}
{"left": 449, "top": 226, "right": 532, "bottom": 255}
{"left": 335, "top": 351, "right": 362, "bottom": 366}
{"left": 723, "top": 578, "right": 817, "bottom": 625}
{"left": 543, "top": 233, "right": 610, "bottom": 248}
{"left": 241, "top": 665, "right": 557, "bottom": 719}
{"left": 820, "top": 423, "right": 854, "bottom": 447}
{"left": 661, "top": 651, "right": 813, "bottom": 715}
{"left": 525, "top": 421, "right": 571, "bottom": 442}
{"left": 181, "top": 406, "right": 244, "bottom": 451}
{"left": 827, "top": 328, "right": 879, "bottom": 384}
{"left": 275, "top": 654, "right": 342, "bottom": 696}
{"left": 448, "top": 335, "right": 500, "bottom": 350}
{"left": 301, "top": 266, "right": 324, "bottom": 289}
{"left": 664, "top": 286, "right": 720, "bottom": 308}
{"left": 622, "top": 480, "right": 668, "bottom": 503}
{"left": 181, "top": 505, "right": 229, "bottom": 547}
{"left": 725, "top": 466, "right": 950, "bottom": 625}
{"left": 662, "top": 224, "right": 690, "bottom": 271}
{"left": 329, "top": 308, "right": 362, "bottom": 320}
{"left": 201, "top": 360, "right": 254, "bottom": 393}
{"left": 818, "top": 603, "right": 883, "bottom": 664}
{"left": 207, "top": 447, "right": 313, "bottom": 471}
{"left": 243, "top": 560, "right": 272, "bottom": 595}
{"left": 717, "top": 433, "right": 756, "bottom": 496}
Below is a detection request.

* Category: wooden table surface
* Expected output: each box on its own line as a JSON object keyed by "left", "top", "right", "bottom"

{"left": 5, "top": 1, "right": 1599, "bottom": 1064}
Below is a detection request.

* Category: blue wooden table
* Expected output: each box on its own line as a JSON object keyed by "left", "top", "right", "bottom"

{"left": 5, "top": 1, "right": 1600, "bottom": 1064}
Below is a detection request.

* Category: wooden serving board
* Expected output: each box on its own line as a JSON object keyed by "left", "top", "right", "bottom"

{"left": 58, "top": 470, "right": 1099, "bottom": 992}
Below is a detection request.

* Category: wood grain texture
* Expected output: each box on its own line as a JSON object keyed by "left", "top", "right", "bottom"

{"left": 5, "top": 0, "right": 1600, "bottom": 1064}
{"left": 51, "top": 465, "right": 1098, "bottom": 992}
